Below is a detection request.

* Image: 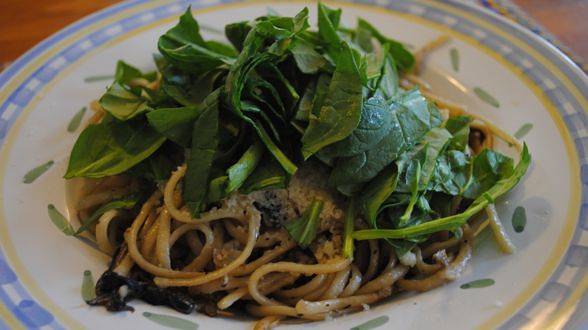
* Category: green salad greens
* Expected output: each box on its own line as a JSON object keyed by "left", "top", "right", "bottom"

{"left": 65, "top": 3, "right": 530, "bottom": 255}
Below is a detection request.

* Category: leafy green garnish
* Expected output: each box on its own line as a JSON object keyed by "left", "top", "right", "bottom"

{"left": 353, "top": 144, "right": 531, "bottom": 240}
{"left": 64, "top": 116, "right": 165, "bottom": 179}
{"left": 183, "top": 92, "right": 220, "bottom": 215}
{"left": 75, "top": 194, "right": 141, "bottom": 235}
{"left": 284, "top": 199, "right": 324, "bottom": 248}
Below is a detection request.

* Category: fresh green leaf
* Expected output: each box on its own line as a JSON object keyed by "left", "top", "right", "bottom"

{"left": 343, "top": 199, "right": 356, "bottom": 258}
{"left": 359, "top": 165, "right": 400, "bottom": 227}
{"left": 183, "top": 92, "right": 220, "bottom": 215}
{"left": 352, "top": 144, "right": 531, "bottom": 240}
{"left": 284, "top": 199, "right": 324, "bottom": 248}
{"left": 64, "top": 117, "right": 166, "bottom": 179}
{"left": 290, "top": 37, "right": 327, "bottom": 74}
{"left": 444, "top": 115, "right": 471, "bottom": 151}
{"left": 98, "top": 83, "right": 151, "bottom": 121}
{"left": 75, "top": 194, "right": 141, "bottom": 235}
{"left": 240, "top": 157, "right": 287, "bottom": 194}
{"left": 226, "top": 141, "right": 264, "bottom": 193}
{"left": 356, "top": 18, "right": 414, "bottom": 71}
{"left": 147, "top": 106, "right": 203, "bottom": 147}
{"left": 464, "top": 149, "right": 514, "bottom": 199}
{"left": 329, "top": 89, "right": 442, "bottom": 188}
{"left": 225, "top": 21, "right": 251, "bottom": 51}
{"left": 158, "top": 8, "right": 234, "bottom": 74}
{"left": 301, "top": 42, "right": 363, "bottom": 158}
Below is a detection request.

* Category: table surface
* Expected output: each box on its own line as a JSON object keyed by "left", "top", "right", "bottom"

{"left": 0, "top": 0, "right": 587, "bottom": 66}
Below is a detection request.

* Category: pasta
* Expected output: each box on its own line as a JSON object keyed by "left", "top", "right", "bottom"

{"left": 64, "top": 3, "right": 531, "bottom": 329}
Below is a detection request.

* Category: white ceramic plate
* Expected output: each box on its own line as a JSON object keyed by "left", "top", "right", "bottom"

{"left": 0, "top": 1, "right": 586, "bottom": 329}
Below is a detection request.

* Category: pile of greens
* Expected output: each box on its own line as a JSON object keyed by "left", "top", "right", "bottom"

{"left": 65, "top": 4, "right": 530, "bottom": 256}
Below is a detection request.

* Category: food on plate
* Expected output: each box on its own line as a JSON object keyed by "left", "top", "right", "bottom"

{"left": 63, "top": 3, "right": 530, "bottom": 328}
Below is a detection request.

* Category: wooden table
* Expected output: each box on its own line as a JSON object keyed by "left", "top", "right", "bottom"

{"left": 0, "top": 0, "right": 586, "bottom": 66}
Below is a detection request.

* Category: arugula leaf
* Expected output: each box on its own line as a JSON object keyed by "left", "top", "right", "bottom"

{"left": 240, "top": 157, "right": 288, "bottom": 194}
{"left": 226, "top": 141, "right": 264, "bottom": 193}
{"left": 356, "top": 18, "right": 414, "bottom": 71}
{"left": 301, "top": 42, "right": 363, "bottom": 158}
{"left": 75, "top": 194, "right": 142, "bottom": 235}
{"left": 65, "top": 116, "right": 165, "bottom": 179}
{"left": 183, "top": 92, "right": 220, "bottom": 215}
{"left": 98, "top": 83, "right": 151, "bottom": 121}
{"left": 284, "top": 199, "right": 324, "bottom": 248}
{"left": 353, "top": 144, "right": 531, "bottom": 240}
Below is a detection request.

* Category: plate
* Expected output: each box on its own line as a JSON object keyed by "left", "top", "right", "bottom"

{"left": 0, "top": 0, "right": 586, "bottom": 329}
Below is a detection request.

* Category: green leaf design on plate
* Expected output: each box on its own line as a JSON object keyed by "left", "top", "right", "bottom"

{"left": 84, "top": 75, "right": 114, "bottom": 83}
{"left": 511, "top": 206, "right": 527, "bottom": 233}
{"left": 81, "top": 270, "right": 96, "bottom": 302}
{"left": 350, "top": 316, "right": 389, "bottom": 330}
{"left": 142, "top": 312, "right": 198, "bottom": 330}
{"left": 460, "top": 278, "right": 495, "bottom": 289}
{"left": 514, "top": 123, "right": 533, "bottom": 139}
{"left": 22, "top": 160, "right": 54, "bottom": 183}
{"left": 47, "top": 204, "right": 75, "bottom": 235}
{"left": 450, "top": 48, "right": 459, "bottom": 72}
{"left": 473, "top": 87, "right": 500, "bottom": 108}
{"left": 67, "top": 107, "right": 87, "bottom": 133}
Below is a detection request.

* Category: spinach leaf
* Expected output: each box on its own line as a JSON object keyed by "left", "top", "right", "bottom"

{"left": 464, "top": 149, "right": 514, "bottom": 199}
{"left": 301, "top": 42, "right": 363, "bottom": 158}
{"left": 99, "top": 83, "right": 151, "bottom": 121}
{"left": 374, "top": 53, "right": 400, "bottom": 99}
{"left": 114, "top": 60, "right": 156, "bottom": 85}
{"left": 225, "top": 21, "right": 251, "bottom": 51}
{"left": 444, "top": 115, "right": 471, "bottom": 151}
{"left": 284, "top": 199, "right": 324, "bottom": 248}
{"left": 75, "top": 194, "right": 142, "bottom": 235}
{"left": 329, "top": 89, "right": 442, "bottom": 188}
{"left": 226, "top": 141, "right": 264, "bottom": 193}
{"left": 398, "top": 160, "right": 421, "bottom": 227}
{"left": 161, "top": 67, "right": 225, "bottom": 107}
{"left": 353, "top": 144, "right": 531, "bottom": 240}
{"left": 343, "top": 199, "right": 356, "bottom": 258}
{"left": 359, "top": 165, "right": 400, "bottom": 227}
{"left": 356, "top": 18, "right": 414, "bottom": 71}
{"left": 65, "top": 116, "right": 165, "bottom": 179}
{"left": 240, "top": 157, "right": 288, "bottom": 194}
{"left": 318, "top": 95, "right": 392, "bottom": 158}
{"left": 183, "top": 92, "right": 220, "bottom": 215}
{"left": 158, "top": 8, "right": 234, "bottom": 74}
{"left": 429, "top": 150, "right": 472, "bottom": 196}
{"left": 129, "top": 147, "right": 176, "bottom": 183}
{"left": 290, "top": 36, "right": 327, "bottom": 74}
{"left": 295, "top": 78, "right": 316, "bottom": 121}
{"left": 317, "top": 2, "right": 342, "bottom": 55}
{"left": 146, "top": 106, "right": 203, "bottom": 147}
